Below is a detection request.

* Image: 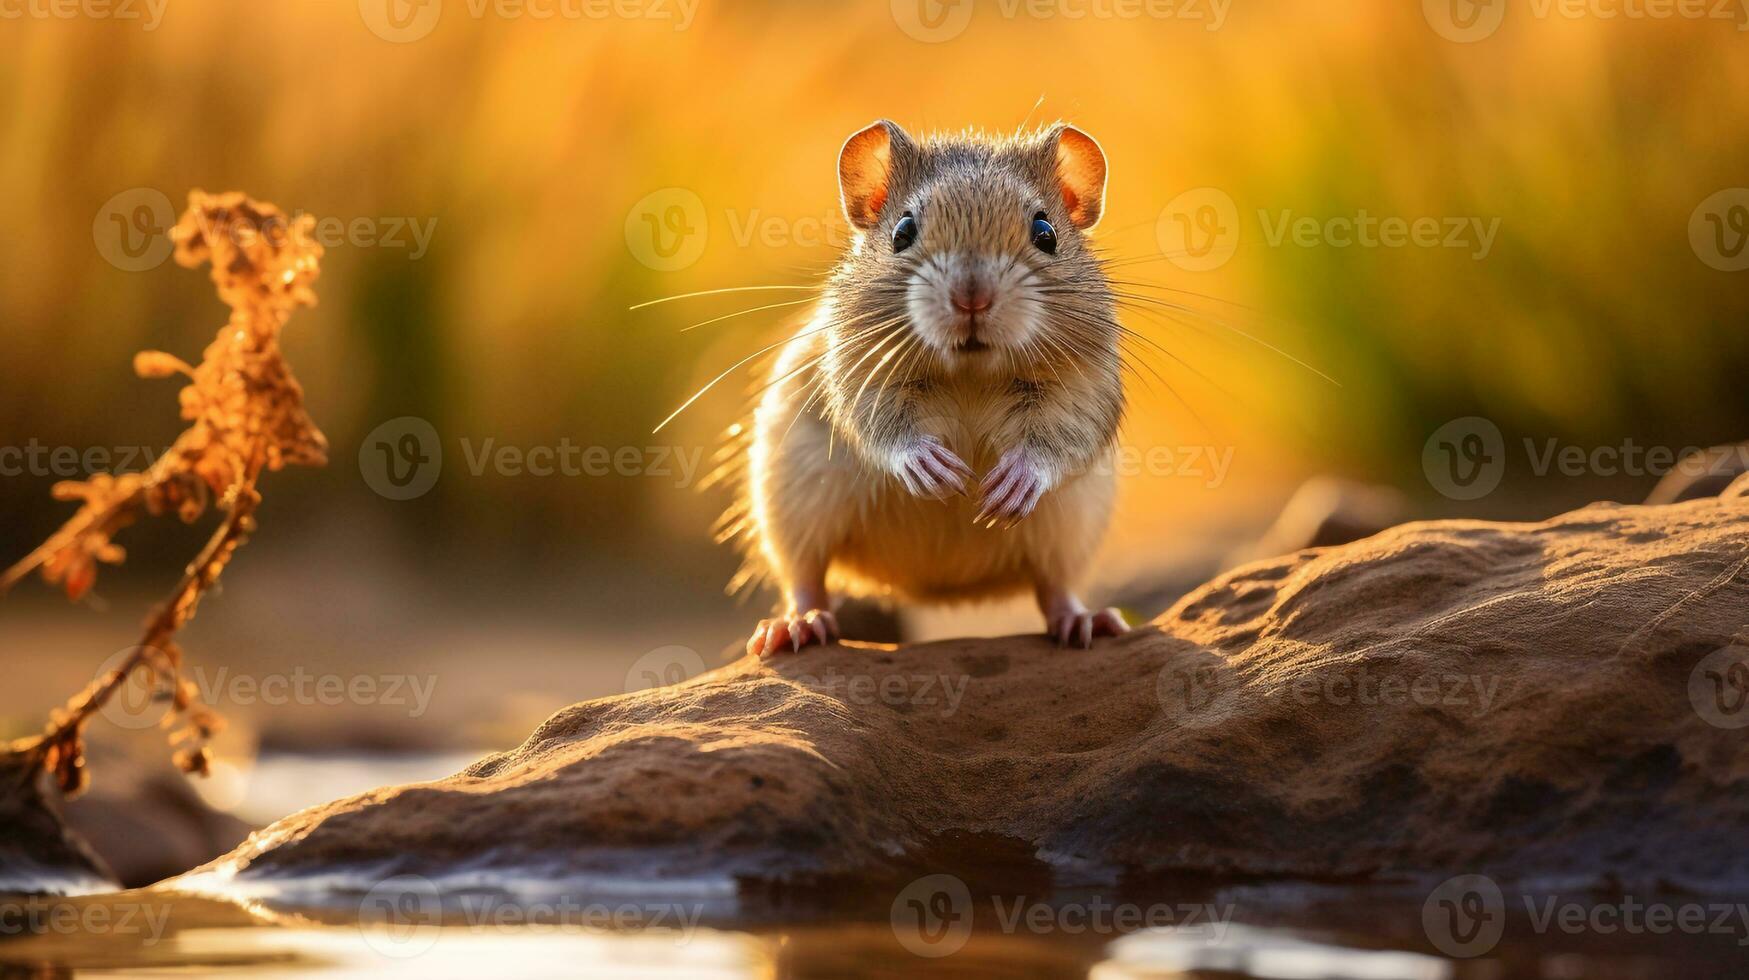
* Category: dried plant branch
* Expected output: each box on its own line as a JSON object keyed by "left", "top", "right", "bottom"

{"left": 3, "top": 190, "right": 328, "bottom": 796}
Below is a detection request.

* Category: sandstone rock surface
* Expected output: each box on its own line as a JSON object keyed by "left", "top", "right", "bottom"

{"left": 183, "top": 492, "right": 1749, "bottom": 896}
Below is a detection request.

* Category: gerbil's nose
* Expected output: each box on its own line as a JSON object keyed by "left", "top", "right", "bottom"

{"left": 950, "top": 278, "right": 993, "bottom": 314}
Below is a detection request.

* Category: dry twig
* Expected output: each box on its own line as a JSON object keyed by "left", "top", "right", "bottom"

{"left": 2, "top": 190, "right": 328, "bottom": 795}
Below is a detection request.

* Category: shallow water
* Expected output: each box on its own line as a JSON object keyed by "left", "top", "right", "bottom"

{"left": 11, "top": 748, "right": 1747, "bottom": 977}
{"left": 5, "top": 877, "right": 1749, "bottom": 979}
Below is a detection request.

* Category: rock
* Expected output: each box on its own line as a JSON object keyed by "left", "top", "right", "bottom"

{"left": 178, "top": 492, "right": 1749, "bottom": 899}
{"left": 0, "top": 758, "right": 115, "bottom": 896}
{"left": 1644, "top": 443, "right": 1749, "bottom": 505}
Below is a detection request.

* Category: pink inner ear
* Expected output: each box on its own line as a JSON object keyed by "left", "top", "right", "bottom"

{"left": 1055, "top": 127, "right": 1107, "bottom": 229}
{"left": 841, "top": 123, "right": 895, "bottom": 229}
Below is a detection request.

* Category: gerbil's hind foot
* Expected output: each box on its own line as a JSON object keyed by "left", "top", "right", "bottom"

{"left": 1038, "top": 585, "right": 1128, "bottom": 649}
{"left": 748, "top": 608, "right": 840, "bottom": 657}
{"left": 1048, "top": 607, "right": 1128, "bottom": 649}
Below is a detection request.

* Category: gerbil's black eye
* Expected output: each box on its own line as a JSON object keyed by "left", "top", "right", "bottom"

{"left": 891, "top": 213, "right": 918, "bottom": 254}
{"left": 1030, "top": 212, "right": 1058, "bottom": 255}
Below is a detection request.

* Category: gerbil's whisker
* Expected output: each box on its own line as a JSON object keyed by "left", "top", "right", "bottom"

{"left": 628, "top": 284, "right": 821, "bottom": 311}
{"left": 844, "top": 325, "right": 914, "bottom": 426}
{"left": 1113, "top": 296, "right": 1342, "bottom": 388}
{"left": 654, "top": 320, "right": 842, "bottom": 433}
{"left": 780, "top": 319, "right": 908, "bottom": 441}
{"left": 679, "top": 298, "right": 817, "bottom": 333}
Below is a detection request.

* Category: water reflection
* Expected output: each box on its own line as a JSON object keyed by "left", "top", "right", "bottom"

{"left": 6, "top": 886, "right": 1749, "bottom": 979}
{"left": 1095, "top": 925, "right": 1450, "bottom": 980}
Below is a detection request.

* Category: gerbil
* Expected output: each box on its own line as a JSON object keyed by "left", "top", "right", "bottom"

{"left": 729, "top": 119, "right": 1129, "bottom": 654}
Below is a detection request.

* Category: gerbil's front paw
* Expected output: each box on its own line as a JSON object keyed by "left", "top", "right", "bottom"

{"left": 894, "top": 436, "right": 973, "bottom": 500}
{"left": 748, "top": 608, "right": 839, "bottom": 657}
{"left": 976, "top": 449, "right": 1053, "bottom": 528}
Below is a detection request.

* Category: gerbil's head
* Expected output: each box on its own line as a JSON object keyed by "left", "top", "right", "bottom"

{"left": 831, "top": 120, "right": 1114, "bottom": 370}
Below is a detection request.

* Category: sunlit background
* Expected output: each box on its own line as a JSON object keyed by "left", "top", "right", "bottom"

{"left": 1, "top": 0, "right": 1746, "bottom": 881}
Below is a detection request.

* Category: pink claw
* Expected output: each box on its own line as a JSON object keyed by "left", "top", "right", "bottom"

{"left": 748, "top": 609, "right": 841, "bottom": 657}
{"left": 976, "top": 449, "right": 1051, "bottom": 528}
{"left": 1048, "top": 607, "right": 1129, "bottom": 650}
{"left": 895, "top": 436, "right": 973, "bottom": 500}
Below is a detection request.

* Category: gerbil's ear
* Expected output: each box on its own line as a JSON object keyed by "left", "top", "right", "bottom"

{"left": 1050, "top": 126, "right": 1108, "bottom": 230}
{"left": 839, "top": 120, "right": 914, "bottom": 231}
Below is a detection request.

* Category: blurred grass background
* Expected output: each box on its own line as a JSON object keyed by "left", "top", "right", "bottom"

{"left": 0, "top": 1, "right": 1746, "bottom": 752}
